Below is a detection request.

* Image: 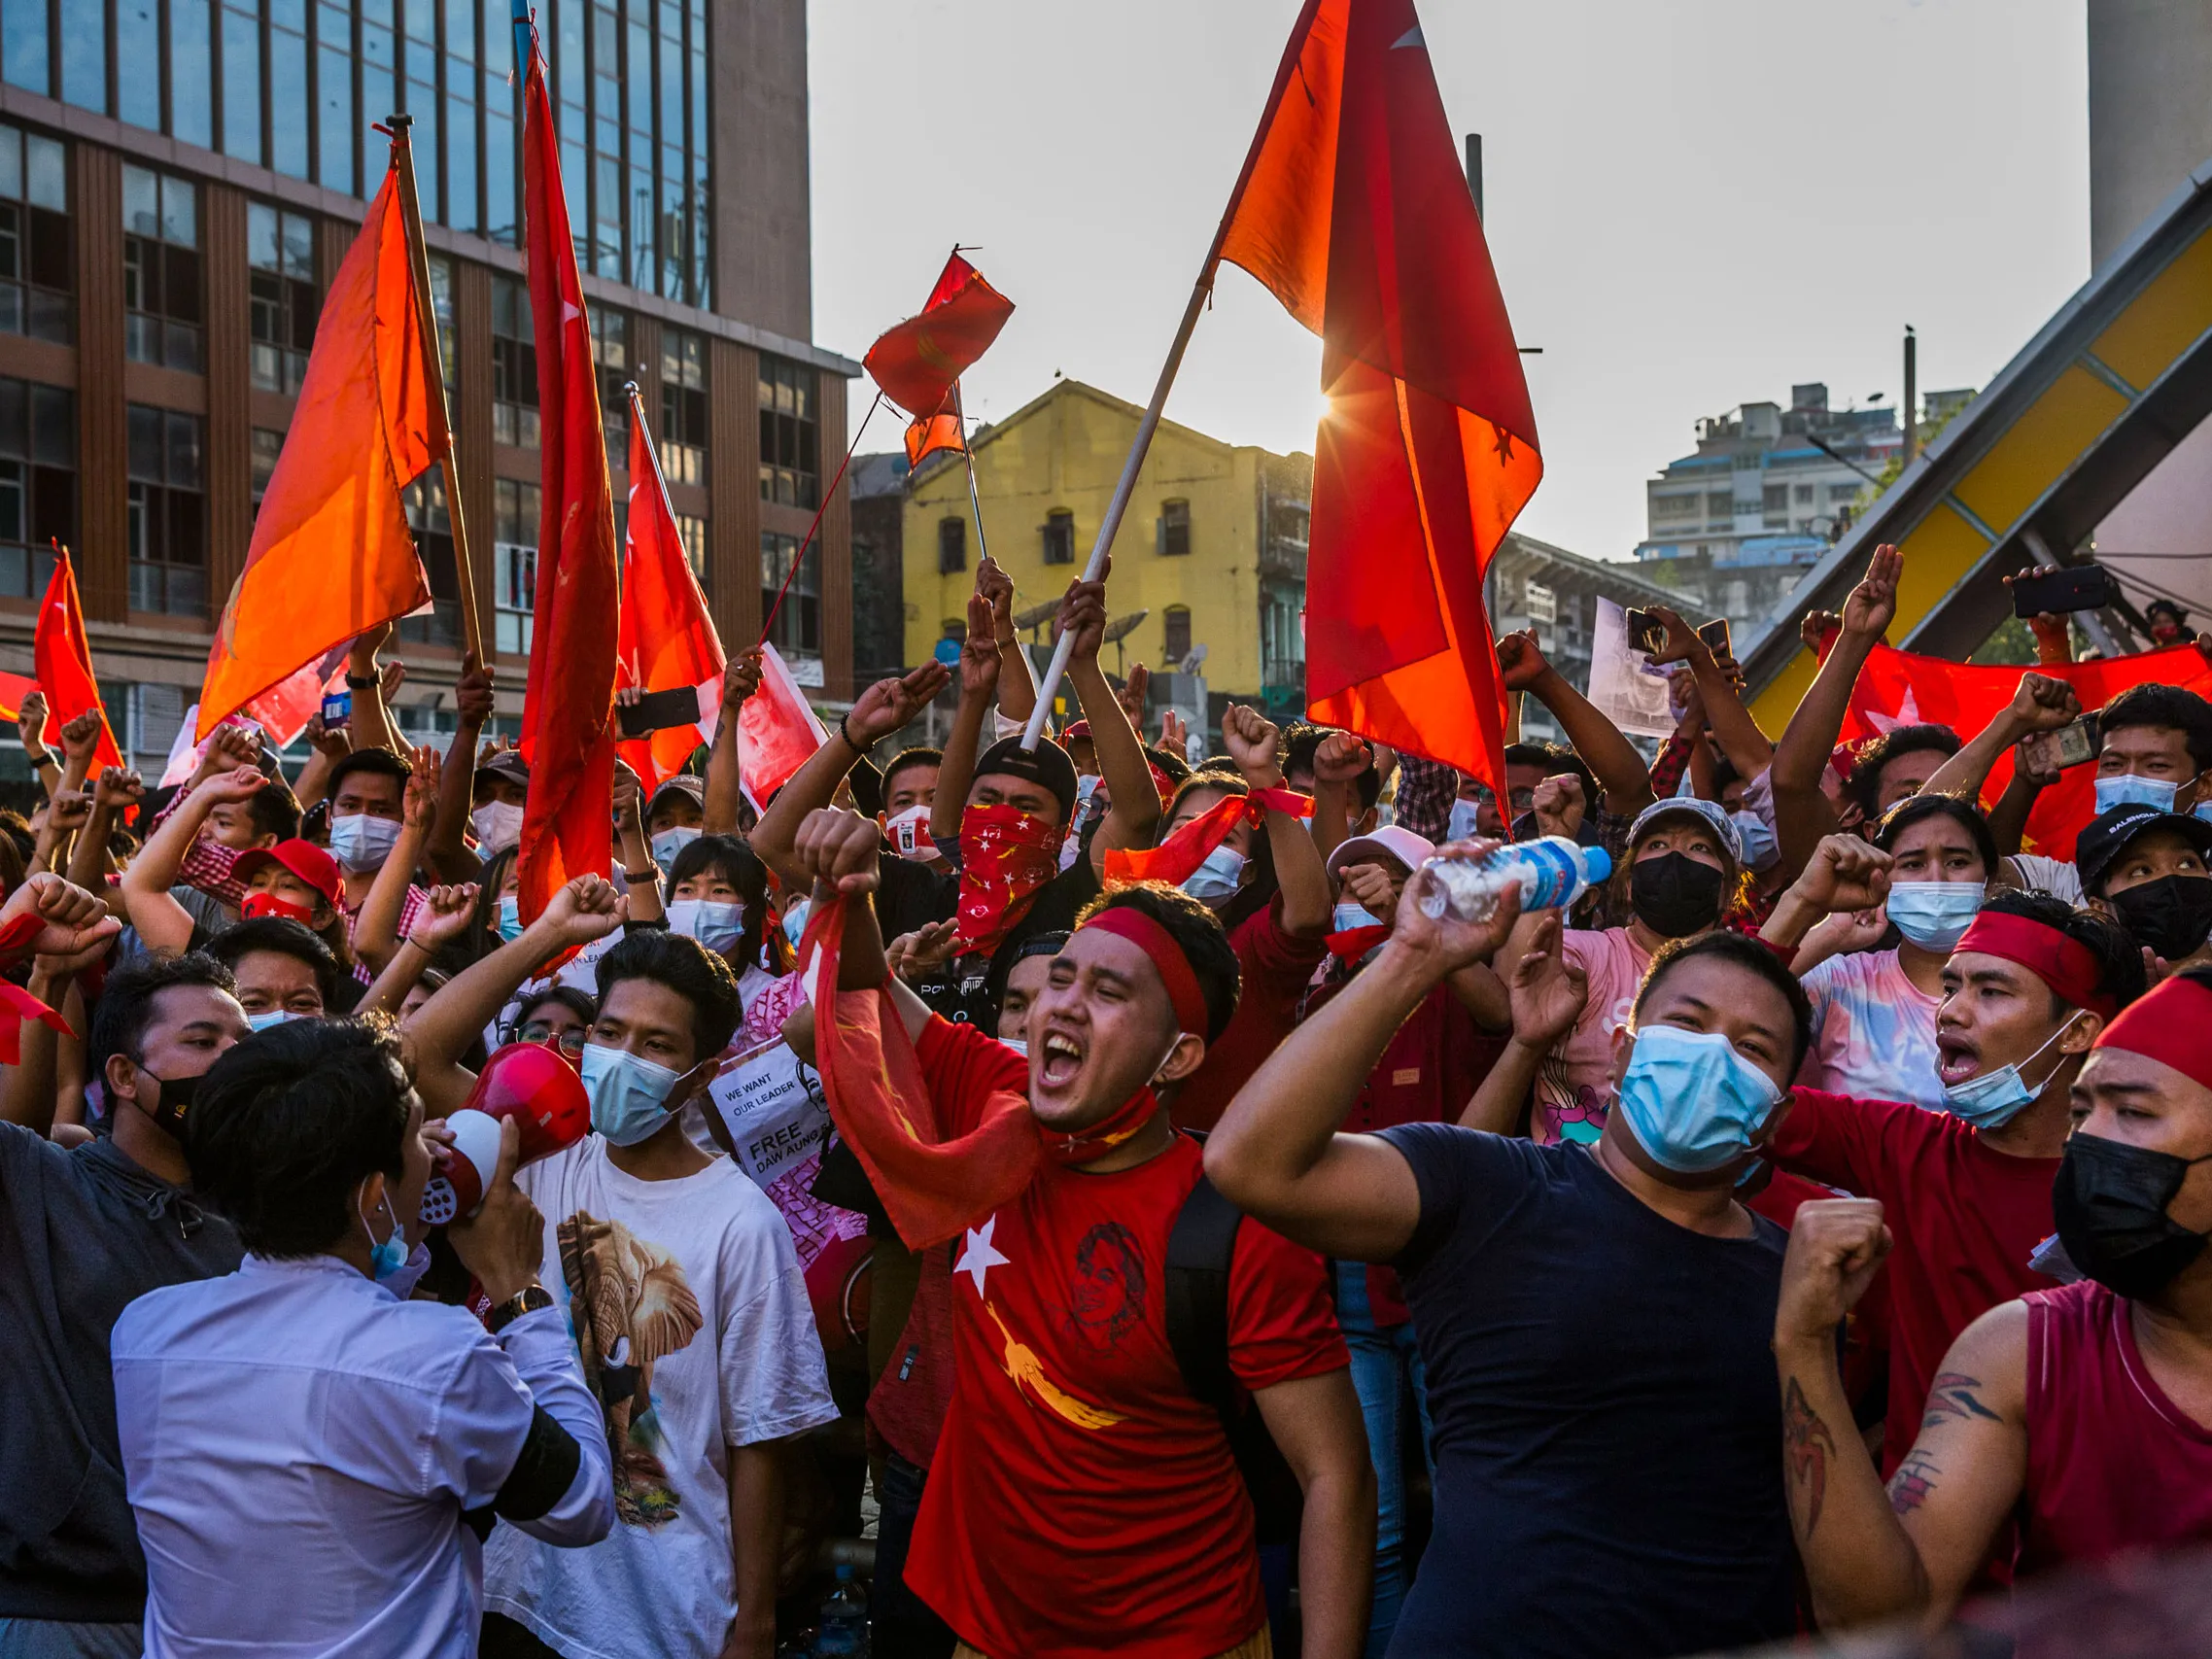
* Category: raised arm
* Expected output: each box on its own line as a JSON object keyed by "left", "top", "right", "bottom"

{"left": 1222, "top": 705, "right": 1329, "bottom": 935}
{"left": 426, "top": 657, "right": 492, "bottom": 882}
{"left": 1306, "top": 732, "right": 1370, "bottom": 868}
{"left": 121, "top": 768, "right": 264, "bottom": 954}
{"left": 609, "top": 760, "right": 664, "bottom": 924}
{"left": 353, "top": 744, "right": 439, "bottom": 974}
{"left": 1757, "top": 834, "right": 1893, "bottom": 956}
{"left": 1774, "top": 1200, "right": 2028, "bottom": 1632}
{"left": 0, "top": 906, "right": 121, "bottom": 1133}
{"left": 293, "top": 712, "right": 350, "bottom": 812}
{"left": 1918, "top": 671, "right": 2078, "bottom": 804}
{"left": 67, "top": 766, "right": 143, "bottom": 912}
{"left": 1205, "top": 847, "right": 1521, "bottom": 1262}
{"left": 345, "top": 624, "right": 403, "bottom": 755}
{"left": 752, "top": 663, "right": 948, "bottom": 886}
{"left": 1645, "top": 608, "right": 1774, "bottom": 781}
{"left": 355, "top": 883, "right": 475, "bottom": 1020}
{"left": 1497, "top": 629, "right": 1654, "bottom": 816}
{"left": 1460, "top": 913, "right": 1584, "bottom": 1133}
{"left": 700, "top": 651, "right": 760, "bottom": 837}
{"left": 978, "top": 556, "right": 1038, "bottom": 727}
{"left": 15, "top": 690, "right": 57, "bottom": 801}
{"left": 926, "top": 587, "right": 1002, "bottom": 848}
{"left": 1773, "top": 545, "right": 1898, "bottom": 800}
{"left": 1061, "top": 561, "right": 1162, "bottom": 858}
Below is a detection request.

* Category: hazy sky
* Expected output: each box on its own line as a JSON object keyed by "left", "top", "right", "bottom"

{"left": 808, "top": 0, "right": 2091, "bottom": 564}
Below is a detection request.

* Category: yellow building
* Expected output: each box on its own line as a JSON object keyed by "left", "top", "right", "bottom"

{"left": 901, "top": 380, "right": 1312, "bottom": 722}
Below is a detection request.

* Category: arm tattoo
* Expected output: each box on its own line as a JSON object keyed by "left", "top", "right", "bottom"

{"left": 1782, "top": 1376, "right": 1838, "bottom": 1535}
{"left": 1889, "top": 1448, "right": 1940, "bottom": 1516}
{"left": 1922, "top": 1370, "right": 2001, "bottom": 1429}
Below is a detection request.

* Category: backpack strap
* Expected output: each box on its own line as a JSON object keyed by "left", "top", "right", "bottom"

{"left": 1164, "top": 1166, "right": 1243, "bottom": 1420}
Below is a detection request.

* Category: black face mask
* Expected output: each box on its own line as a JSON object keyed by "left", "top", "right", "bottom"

{"left": 2052, "top": 1130, "right": 2212, "bottom": 1299}
{"left": 140, "top": 1069, "right": 200, "bottom": 1138}
{"left": 1630, "top": 852, "right": 1726, "bottom": 938}
{"left": 2108, "top": 875, "right": 2212, "bottom": 965}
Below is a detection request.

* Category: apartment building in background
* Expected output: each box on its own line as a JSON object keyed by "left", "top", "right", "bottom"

{"left": 0, "top": 0, "right": 856, "bottom": 778}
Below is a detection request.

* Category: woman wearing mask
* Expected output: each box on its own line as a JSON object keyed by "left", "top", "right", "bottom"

{"left": 2078, "top": 802, "right": 2212, "bottom": 975}
{"left": 663, "top": 833, "right": 799, "bottom": 1046}
{"left": 1759, "top": 796, "right": 1996, "bottom": 1110}
{"left": 1469, "top": 797, "right": 1746, "bottom": 1147}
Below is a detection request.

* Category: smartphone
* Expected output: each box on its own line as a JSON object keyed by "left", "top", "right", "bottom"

{"left": 616, "top": 686, "right": 702, "bottom": 739}
{"left": 321, "top": 690, "right": 351, "bottom": 730}
{"left": 1697, "top": 618, "right": 1732, "bottom": 658}
{"left": 2020, "top": 711, "right": 2101, "bottom": 775}
{"left": 2011, "top": 564, "right": 2114, "bottom": 618}
{"left": 1623, "top": 607, "right": 1666, "bottom": 655}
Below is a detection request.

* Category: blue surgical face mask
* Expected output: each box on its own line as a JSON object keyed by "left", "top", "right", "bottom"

{"left": 359, "top": 1191, "right": 408, "bottom": 1282}
{"left": 1939, "top": 1014, "right": 2083, "bottom": 1130}
{"left": 1333, "top": 900, "right": 1381, "bottom": 933}
{"left": 1886, "top": 881, "right": 1985, "bottom": 952}
{"left": 328, "top": 812, "right": 401, "bottom": 874}
{"left": 782, "top": 899, "right": 811, "bottom": 950}
{"left": 246, "top": 1010, "right": 296, "bottom": 1033}
{"left": 496, "top": 895, "right": 525, "bottom": 943}
{"left": 1730, "top": 810, "right": 1779, "bottom": 873}
{"left": 579, "top": 1043, "right": 686, "bottom": 1146}
{"left": 1446, "top": 797, "right": 1485, "bottom": 843}
{"left": 1613, "top": 1024, "right": 1783, "bottom": 1174}
{"left": 667, "top": 898, "right": 744, "bottom": 955}
{"left": 2094, "top": 773, "right": 2180, "bottom": 814}
{"left": 1183, "top": 845, "right": 1246, "bottom": 905}
{"left": 999, "top": 1036, "right": 1028, "bottom": 1057}
{"left": 651, "top": 825, "right": 701, "bottom": 872}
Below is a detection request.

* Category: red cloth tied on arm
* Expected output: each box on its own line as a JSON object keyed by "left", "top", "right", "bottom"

{"left": 1953, "top": 911, "right": 2118, "bottom": 1020}
{"left": 0, "top": 980, "right": 70, "bottom": 1065}
{"left": 2091, "top": 973, "right": 2212, "bottom": 1088}
{"left": 801, "top": 894, "right": 1040, "bottom": 1250}
{"left": 1325, "top": 924, "right": 1393, "bottom": 961}
{"left": 1102, "top": 786, "right": 1313, "bottom": 888}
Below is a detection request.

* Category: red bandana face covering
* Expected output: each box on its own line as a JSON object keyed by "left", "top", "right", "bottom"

{"left": 955, "top": 803, "right": 1064, "bottom": 957}
{"left": 1037, "top": 1084, "right": 1165, "bottom": 1167}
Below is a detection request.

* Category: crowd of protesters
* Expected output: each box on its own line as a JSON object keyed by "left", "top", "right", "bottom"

{"left": 6, "top": 546, "right": 2212, "bottom": 1659}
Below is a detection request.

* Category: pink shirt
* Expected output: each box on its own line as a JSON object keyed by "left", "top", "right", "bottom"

{"left": 1534, "top": 928, "right": 1649, "bottom": 1147}
{"left": 1797, "top": 948, "right": 1945, "bottom": 1111}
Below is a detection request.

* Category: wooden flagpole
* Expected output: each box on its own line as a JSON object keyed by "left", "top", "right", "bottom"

{"left": 387, "top": 114, "right": 486, "bottom": 667}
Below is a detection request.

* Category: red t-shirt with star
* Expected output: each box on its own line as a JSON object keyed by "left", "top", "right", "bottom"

{"left": 903, "top": 1017, "right": 1347, "bottom": 1659}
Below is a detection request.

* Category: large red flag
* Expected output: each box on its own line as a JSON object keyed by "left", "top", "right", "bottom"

{"left": 197, "top": 156, "right": 436, "bottom": 739}
{"left": 617, "top": 414, "right": 725, "bottom": 785}
{"left": 34, "top": 548, "right": 123, "bottom": 774}
{"left": 517, "top": 31, "right": 619, "bottom": 919}
{"left": 865, "top": 253, "right": 1015, "bottom": 462}
{"left": 1214, "top": 0, "right": 1540, "bottom": 791}
{"left": 1840, "top": 640, "right": 2212, "bottom": 859}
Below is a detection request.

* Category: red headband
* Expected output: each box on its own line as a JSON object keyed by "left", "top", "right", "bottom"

{"left": 1953, "top": 911, "right": 2118, "bottom": 1020}
{"left": 2092, "top": 973, "right": 2212, "bottom": 1089}
{"left": 1077, "top": 906, "right": 1210, "bottom": 1037}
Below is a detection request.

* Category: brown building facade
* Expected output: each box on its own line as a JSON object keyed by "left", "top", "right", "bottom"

{"left": 0, "top": 0, "right": 857, "bottom": 777}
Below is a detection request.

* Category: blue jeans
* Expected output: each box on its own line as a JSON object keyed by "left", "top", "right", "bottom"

{"left": 1335, "top": 1260, "right": 1434, "bottom": 1659}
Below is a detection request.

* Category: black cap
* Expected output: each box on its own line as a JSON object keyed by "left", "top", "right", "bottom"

{"left": 974, "top": 734, "right": 1079, "bottom": 824}
{"left": 2076, "top": 803, "right": 2212, "bottom": 896}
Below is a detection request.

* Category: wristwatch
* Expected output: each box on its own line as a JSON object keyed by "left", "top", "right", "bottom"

{"left": 623, "top": 867, "right": 660, "bottom": 883}
{"left": 487, "top": 1284, "right": 554, "bottom": 1333}
{"left": 344, "top": 673, "right": 377, "bottom": 690}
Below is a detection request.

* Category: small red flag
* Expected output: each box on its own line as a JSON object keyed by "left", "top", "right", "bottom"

{"left": 734, "top": 643, "right": 830, "bottom": 816}
{"left": 33, "top": 547, "right": 123, "bottom": 774}
{"left": 516, "top": 31, "right": 619, "bottom": 920}
{"left": 1844, "top": 641, "right": 2212, "bottom": 860}
{"left": 904, "top": 409, "right": 966, "bottom": 469}
{"left": 865, "top": 253, "right": 1015, "bottom": 422}
{"left": 0, "top": 669, "right": 37, "bottom": 725}
{"left": 1214, "top": 0, "right": 1540, "bottom": 792}
{"left": 617, "top": 415, "right": 726, "bottom": 785}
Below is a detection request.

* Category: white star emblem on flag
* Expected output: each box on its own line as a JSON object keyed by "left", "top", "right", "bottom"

{"left": 955, "top": 1216, "right": 1010, "bottom": 1300}
{"left": 1865, "top": 685, "right": 1921, "bottom": 733}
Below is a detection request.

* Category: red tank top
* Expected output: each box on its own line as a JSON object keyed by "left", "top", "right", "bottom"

{"left": 2020, "top": 1279, "right": 2212, "bottom": 1577}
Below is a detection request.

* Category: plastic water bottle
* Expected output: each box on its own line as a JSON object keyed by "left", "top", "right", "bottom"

{"left": 814, "top": 1565, "right": 869, "bottom": 1657}
{"left": 1419, "top": 836, "right": 1612, "bottom": 923}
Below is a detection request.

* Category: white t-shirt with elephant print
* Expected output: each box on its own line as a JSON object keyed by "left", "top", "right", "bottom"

{"left": 484, "top": 1137, "right": 838, "bottom": 1659}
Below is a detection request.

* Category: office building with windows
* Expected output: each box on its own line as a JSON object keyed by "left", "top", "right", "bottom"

{"left": 0, "top": 0, "right": 856, "bottom": 775}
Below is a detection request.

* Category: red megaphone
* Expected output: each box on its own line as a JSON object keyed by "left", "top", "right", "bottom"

{"left": 420, "top": 1041, "right": 592, "bottom": 1225}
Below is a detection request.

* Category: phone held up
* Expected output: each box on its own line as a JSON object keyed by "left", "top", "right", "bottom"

{"left": 321, "top": 690, "right": 352, "bottom": 731}
{"left": 617, "top": 686, "right": 701, "bottom": 740}
{"left": 2010, "top": 564, "right": 2114, "bottom": 619}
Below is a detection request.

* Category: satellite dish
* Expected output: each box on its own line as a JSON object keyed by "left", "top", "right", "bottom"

{"left": 1010, "top": 599, "right": 1058, "bottom": 631}
{"left": 1178, "top": 643, "right": 1208, "bottom": 675}
{"left": 1101, "top": 609, "right": 1151, "bottom": 644}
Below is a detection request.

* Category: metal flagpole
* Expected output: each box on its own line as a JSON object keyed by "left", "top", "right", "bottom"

{"left": 953, "top": 379, "right": 991, "bottom": 570}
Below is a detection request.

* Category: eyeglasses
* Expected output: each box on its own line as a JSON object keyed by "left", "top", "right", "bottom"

{"left": 517, "top": 1022, "right": 586, "bottom": 1054}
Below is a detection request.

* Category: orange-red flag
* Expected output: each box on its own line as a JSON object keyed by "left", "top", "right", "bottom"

{"left": 0, "top": 669, "right": 37, "bottom": 725}
{"left": 33, "top": 548, "right": 122, "bottom": 774}
{"left": 197, "top": 156, "right": 436, "bottom": 740}
{"left": 516, "top": 27, "right": 618, "bottom": 921}
{"left": 617, "top": 414, "right": 725, "bottom": 785}
{"left": 903, "top": 409, "right": 966, "bottom": 468}
{"left": 864, "top": 254, "right": 1015, "bottom": 421}
{"left": 1215, "top": 0, "right": 1541, "bottom": 791}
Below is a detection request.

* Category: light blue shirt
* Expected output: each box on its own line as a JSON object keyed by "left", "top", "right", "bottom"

{"left": 112, "top": 1253, "right": 611, "bottom": 1658}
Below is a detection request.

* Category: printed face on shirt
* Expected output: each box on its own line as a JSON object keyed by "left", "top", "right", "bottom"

{"left": 966, "top": 770, "right": 1063, "bottom": 828}
{"left": 647, "top": 793, "right": 704, "bottom": 835}
{"left": 999, "top": 952, "right": 1055, "bottom": 1042}
{"left": 593, "top": 974, "right": 703, "bottom": 1077}
{"left": 1165, "top": 782, "right": 1254, "bottom": 857}
{"left": 245, "top": 865, "right": 335, "bottom": 930}
{"left": 332, "top": 770, "right": 403, "bottom": 822}
{"left": 230, "top": 949, "right": 325, "bottom": 1020}
{"left": 2097, "top": 723, "right": 2204, "bottom": 810}
{"left": 1029, "top": 926, "right": 1193, "bottom": 1133}
{"left": 883, "top": 760, "right": 940, "bottom": 815}
{"left": 2070, "top": 1049, "right": 2212, "bottom": 1233}
{"left": 1936, "top": 951, "right": 2086, "bottom": 1090}
{"left": 1066, "top": 1221, "right": 1146, "bottom": 1350}
{"left": 1887, "top": 813, "right": 1989, "bottom": 884}
{"left": 207, "top": 799, "right": 274, "bottom": 853}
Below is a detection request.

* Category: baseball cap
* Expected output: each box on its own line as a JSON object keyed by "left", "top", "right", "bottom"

{"left": 1627, "top": 795, "right": 1744, "bottom": 864}
{"left": 231, "top": 838, "right": 343, "bottom": 908}
{"left": 2075, "top": 803, "right": 2212, "bottom": 897}
{"left": 475, "top": 750, "right": 530, "bottom": 790}
{"left": 645, "top": 774, "right": 706, "bottom": 818}
{"left": 974, "top": 734, "right": 1080, "bottom": 824}
{"left": 1327, "top": 825, "right": 1437, "bottom": 881}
